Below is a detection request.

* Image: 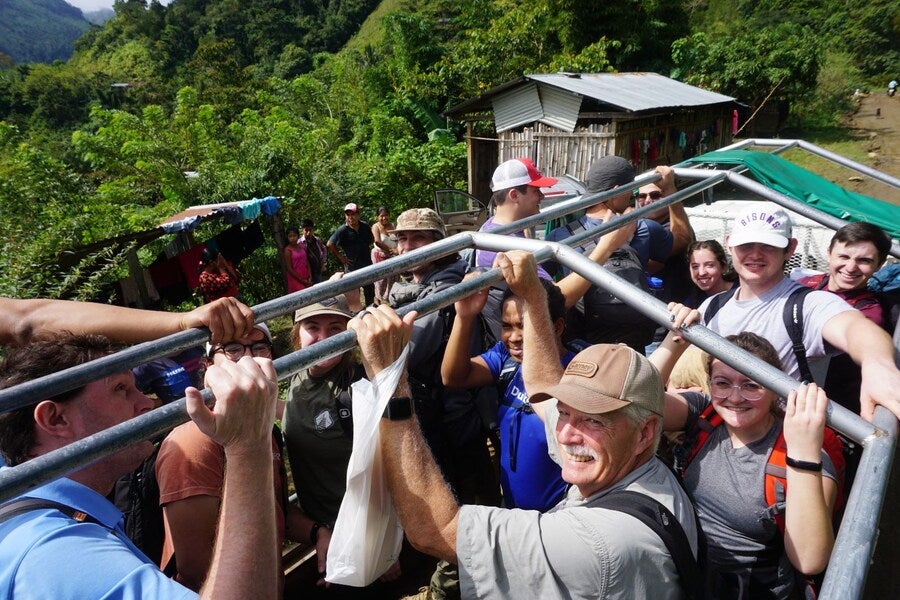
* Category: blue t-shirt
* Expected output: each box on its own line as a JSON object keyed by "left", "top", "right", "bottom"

{"left": 0, "top": 473, "right": 196, "bottom": 599}
{"left": 479, "top": 341, "right": 574, "bottom": 511}
{"left": 546, "top": 214, "right": 673, "bottom": 276}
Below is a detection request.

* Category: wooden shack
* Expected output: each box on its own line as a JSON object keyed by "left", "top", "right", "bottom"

{"left": 444, "top": 72, "right": 737, "bottom": 202}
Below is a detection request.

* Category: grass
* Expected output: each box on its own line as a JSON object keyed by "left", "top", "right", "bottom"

{"left": 343, "top": 0, "right": 405, "bottom": 52}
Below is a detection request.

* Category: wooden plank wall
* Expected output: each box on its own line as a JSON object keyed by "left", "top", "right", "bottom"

{"left": 494, "top": 107, "right": 733, "bottom": 180}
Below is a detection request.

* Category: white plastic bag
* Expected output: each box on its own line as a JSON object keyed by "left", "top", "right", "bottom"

{"left": 324, "top": 346, "right": 408, "bottom": 586}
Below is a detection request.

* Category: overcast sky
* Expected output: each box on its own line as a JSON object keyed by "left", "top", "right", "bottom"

{"left": 67, "top": 0, "right": 171, "bottom": 12}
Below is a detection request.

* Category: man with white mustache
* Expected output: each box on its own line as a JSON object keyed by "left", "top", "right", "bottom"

{"left": 348, "top": 251, "right": 699, "bottom": 600}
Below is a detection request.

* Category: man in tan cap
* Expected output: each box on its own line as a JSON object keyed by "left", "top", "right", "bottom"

{"left": 348, "top": 251, "right": 699, "bottom": 600}
{"left": 388, "top": 207, "right": 498, "bottom": 600}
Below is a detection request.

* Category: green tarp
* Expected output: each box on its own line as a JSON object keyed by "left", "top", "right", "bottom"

{"left": 685, "top": 149, "right": 900, "bottom": 239}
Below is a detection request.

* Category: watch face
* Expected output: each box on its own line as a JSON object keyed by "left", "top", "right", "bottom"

{"left": 383, "top": 397, "right": 413, "bottom": 420}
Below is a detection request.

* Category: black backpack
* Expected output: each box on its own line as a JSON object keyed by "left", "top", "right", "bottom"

{"left": 554, "top": 217, "right": 657, "bottom": 352}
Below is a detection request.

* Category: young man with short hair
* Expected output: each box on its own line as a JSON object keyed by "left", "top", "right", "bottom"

{"left": 701, "top": 203, "right": 900, "bottom": 422}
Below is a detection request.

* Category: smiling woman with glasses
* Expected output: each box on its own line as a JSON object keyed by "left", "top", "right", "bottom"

{"left": 212, "top": 340, "right": 273, "bottom": 360}
{"left": 651, "top": 317, "right": 842, "bottom": 599}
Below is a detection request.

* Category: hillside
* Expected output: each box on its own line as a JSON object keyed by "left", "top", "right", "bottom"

{"left": 0, "top": 0, "right": 91, "bottom": 64}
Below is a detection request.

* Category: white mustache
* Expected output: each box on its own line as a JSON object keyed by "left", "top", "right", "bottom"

{"left": 560, "top": 444, "right": 598, "bottom": 460}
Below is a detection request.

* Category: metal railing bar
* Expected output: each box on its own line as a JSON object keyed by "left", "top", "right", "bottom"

{"left": 1, "top": 231, "right": 895, "bottom": 600}
{"left": 471, "top": 234, "right": 880, "bottom": 445}
{"left": 0, "top": 264, "right": 510, "bottom": 503}
{"left": 819, "top": 406, "right": 898, "bottom": 599}
{"left": 0, "top": 234, "right": 476, "bottom": 413}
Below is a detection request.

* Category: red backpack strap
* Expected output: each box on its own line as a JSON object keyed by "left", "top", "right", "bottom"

{"left": 822, "top": 427, "right": 846, "bottom": 515}
{"left": 686, "top": 403, "right": 721, "bottom": 465}
{"left": 764, "top": 428, "right": 846, "bottom": 535}
{"left": 764, "top": 432, "right": 789, "bottom": 534}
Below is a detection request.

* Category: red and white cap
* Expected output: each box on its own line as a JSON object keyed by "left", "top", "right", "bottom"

{"left": 490, "top": 158, "right": 558, "bottom": 192}
{"left": 343, "top": 203, "right": 359, "bottom": 213}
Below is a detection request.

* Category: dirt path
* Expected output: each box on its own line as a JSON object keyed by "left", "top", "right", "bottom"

{"left": 842, "top": 91, "right": 900, "bottom": 205}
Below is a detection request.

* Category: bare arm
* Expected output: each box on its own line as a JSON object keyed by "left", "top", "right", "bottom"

{"left": 440, "top": 280, "right": 494, "bottom": 389}
{"left": 326, "top": 240, "right": 350, "bottom": 269}
{"left": 187, "top": 356, "right": 279, "bottom": 600}
{"left": 821, "top": 310, "right": 900, "bottom": 421}
{"left": 656, "top": 166, "right": 693, "bottom": 257}
{"left": 782, "top": 383, "right": 837, "bottom": 574}
{"left": 555, "top": 217, "right": 637, "bottom": 309}
{"left": 648, "top": 303, "right": 701, "bottom": 431}
{"left": 495, "top": 252, "right": 562, "bottom": 423}
{"left": 284, "top": 504, "right": 333, "bottom": 586}
{"left": 0, "top": 296, "right": 254, "bottom": 346}
{"left": 496, "top": 252, "right": 562, "bottom": 390}
{"left": 163, "top": 496, "right": 220, "bottom": 591}
{"left": 372, "top": 223, "right": 393, "bottom": 253}
{"left": 349, "top": 306, "right": 460, "bottom": 563}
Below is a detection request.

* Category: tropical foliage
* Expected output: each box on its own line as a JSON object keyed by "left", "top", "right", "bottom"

{"left": 0, "top": 0, "right": 893, "bottom": 305}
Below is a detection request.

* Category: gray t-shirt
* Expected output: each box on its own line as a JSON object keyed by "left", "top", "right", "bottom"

{"left": 456, "top": 400, "right": 698, "bottom": 600}
{"left": 699, "top": 277, "right": 854, "bottom": 381}
{"left": 681, "top": 392, "right": 836, "bottom": 599}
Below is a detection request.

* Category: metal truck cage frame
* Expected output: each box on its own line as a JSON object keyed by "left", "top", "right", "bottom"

{"left": 0, "top": 139, "right": 897, "bottom": 599}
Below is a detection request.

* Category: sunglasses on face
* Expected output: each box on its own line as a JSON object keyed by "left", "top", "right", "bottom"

{"left": 636, "top": 191, "right": 663, "bottom": 201}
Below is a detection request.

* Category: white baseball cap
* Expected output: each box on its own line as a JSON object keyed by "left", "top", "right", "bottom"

{"left": 490, "top": 158, "right": 558, "bottom": 192}
{"left": 728, "top": 203, "right": 793, "bottom": 249}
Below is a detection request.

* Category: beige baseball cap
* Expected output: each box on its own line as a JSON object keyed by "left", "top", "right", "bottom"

{"left": 293, "top": 297, "right": 354, "bottom": 323}
{"left": 530, "top": 344, "right": 664, "bottom": 417}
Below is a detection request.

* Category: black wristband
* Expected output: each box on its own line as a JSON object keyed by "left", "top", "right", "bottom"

{"left": 785, "top": 456, "right": 823, "bottom": 472}
{"left": 309, "top": 522, "right": 327, "bottom": 545}
{"left": 382, "top": 396, "right": 414, "bottom": 420}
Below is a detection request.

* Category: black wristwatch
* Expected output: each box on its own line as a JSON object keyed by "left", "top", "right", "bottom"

{"left": 382, "top": 396, "right": 414, "bottom": 420}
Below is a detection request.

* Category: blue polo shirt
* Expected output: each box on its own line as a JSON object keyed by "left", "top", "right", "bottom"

{"left": 480, "top": 342, "right": 574, "bottom": 512}
{"left": 0, "top": 472, "right": 195, "bottom": 599}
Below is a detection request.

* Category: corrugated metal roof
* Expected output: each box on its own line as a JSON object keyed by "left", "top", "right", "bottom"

{"left": 445, "top": 72, "right": 735, "bottom": 118}
{"left": 493, "top": 83, "right": 543, "bottom": 132}
{"left": 537, "top": 85, "right": 581, "bottom": 132}
{"left": 529, "top": 72, "right": 734, "bottom": 112}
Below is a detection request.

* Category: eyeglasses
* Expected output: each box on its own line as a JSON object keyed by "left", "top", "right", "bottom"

{"left": 212, "top": 341, "right": 273, "bottom": 361}
{"left": 708, "top": 377, "right": 766, "bottom": 401}
{"left": 636, "top": 191, "right": 663, "bottom": 201}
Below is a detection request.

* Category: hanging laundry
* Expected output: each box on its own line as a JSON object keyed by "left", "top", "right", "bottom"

{"left": 648, "top": 137, "right": 659, "bottom": 163}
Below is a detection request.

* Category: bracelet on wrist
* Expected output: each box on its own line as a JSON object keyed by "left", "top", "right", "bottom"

{"left": 785, "top": 456, "right": 823, "bottom": 472}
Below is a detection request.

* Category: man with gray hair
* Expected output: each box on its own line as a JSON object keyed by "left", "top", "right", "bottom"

{"left": 348, "top": 250, "right": 699, "bottom": 600}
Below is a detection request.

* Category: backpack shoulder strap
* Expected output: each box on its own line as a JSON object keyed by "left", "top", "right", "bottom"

{"left": 497, "top": 354, "right": 519, "bottom": 400}
{"left": 763, "top": 432, "right": 789, "bottom": 535}
{"left": 0, "top": 498, "right": 101, "bottom": 527}
{"left": 590, "top": 490, "right": 702, "bottom": 600}
{"left": 685, "top": 403, "right": 721, "bottom": 467}
{"left": 782, "top": 286, "right": 815, "bottom": 383}
{"left": 703, "top": 286, "right": 738, "bottom": 324}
